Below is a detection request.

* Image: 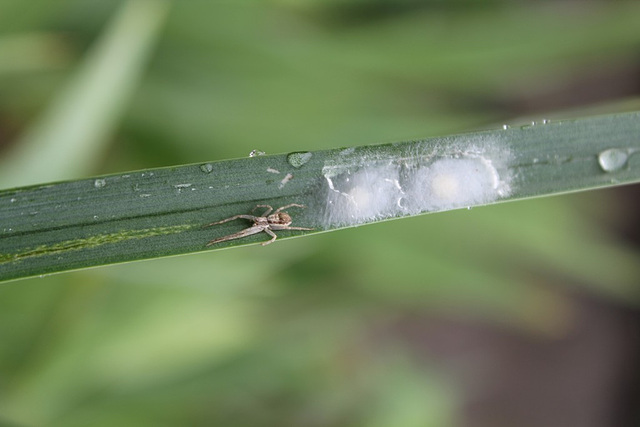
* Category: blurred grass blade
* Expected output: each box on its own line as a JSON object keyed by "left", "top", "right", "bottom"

{"left": 0, "top": 0, "right": 169, "bottom": 189}
{"left": 1, "top": 111, "right": 640, "bottom": 282}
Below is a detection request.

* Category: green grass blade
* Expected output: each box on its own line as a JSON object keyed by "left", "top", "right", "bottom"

{"left": 1, "top": 111, "right": 639, "bottom": 282}
{"left": 0, "top": 0, "right": 169, "bottom": 189}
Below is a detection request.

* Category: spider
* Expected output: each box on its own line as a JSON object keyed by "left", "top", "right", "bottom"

{"left": 204, "top": 204, "right": 314, "bottom": 246}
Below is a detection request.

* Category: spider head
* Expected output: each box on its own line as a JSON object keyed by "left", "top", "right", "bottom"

{"left": 268, "top": 212, "right": 292, "bottom": 226}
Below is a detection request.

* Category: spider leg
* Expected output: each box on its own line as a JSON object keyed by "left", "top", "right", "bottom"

{"left": 252, "top": 204, "right": 273, "bottom": 216}
{"left": 281, "top": 226, "right": 314, "bottom": 231}
{"left": 269, "top": 224, "right": 314, "bottom": 231}
{"left": 261, "top": 228, "right": 278, "bottom": 246}
{"left": 203, "top": 214, "right": 256, "bottom": 228}
{"left": 206, "top": 225, "right": 265, "bottom": 246}
{"left": 274, "top": 203, "right": 305, "bottom": 213}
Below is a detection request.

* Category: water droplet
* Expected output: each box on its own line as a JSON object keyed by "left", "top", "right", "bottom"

{"left": 93, "top": 215, "right": 99, "bottom": 220}
{"left": 94, "top": 179, "right": 106, "bottom": 188}
{"left": 174, "top": 183, "right": 192, "bottom": 193}
{"left": 542, "top": 119, "right": 550, "bottom": 124}
{"left": 10, "top": 198, "right": 16, "bottom": 203}
{"left": 502, "top": 124, "right": 510, "bottom": 130}
{"left": 287, "top": 151, "right": 313, "bottom": 168}
{"left": 249, "top": 149, "right": 265, "bottom": 157}
{"left": 598, "top": 148, "right": 629, "bottom": 172}
{"left": 200, "top": 163, "right": 214, "bottom": 173}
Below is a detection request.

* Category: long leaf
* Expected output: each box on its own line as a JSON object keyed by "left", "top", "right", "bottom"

{"left": 1, "top": 111, "right": 639, "bottom": 282}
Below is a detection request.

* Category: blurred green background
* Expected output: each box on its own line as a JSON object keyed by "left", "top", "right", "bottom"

{"left": 1, "top": 1, "right": 640, "bottom": 426}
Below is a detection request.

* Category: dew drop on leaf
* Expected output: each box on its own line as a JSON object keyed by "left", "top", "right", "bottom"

{"left": 287, "top": 152, "right": 312, "bottom": 168}
{"left": 598, "top": 149, "right": 629, "bottom": 172}
{"left": 200, "top": 163, "right": 214, "bottom": 173}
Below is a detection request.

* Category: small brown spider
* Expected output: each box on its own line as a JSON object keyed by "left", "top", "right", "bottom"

{"left": 204, "top": 204, "right": 314, "bottom": 246}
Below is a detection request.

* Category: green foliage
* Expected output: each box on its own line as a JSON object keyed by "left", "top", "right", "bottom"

{"left": 1, "top": 1, "right": 639, "bottom": 426}
{"left": 2, "top": 112, "right": 640, "bottom": 282}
